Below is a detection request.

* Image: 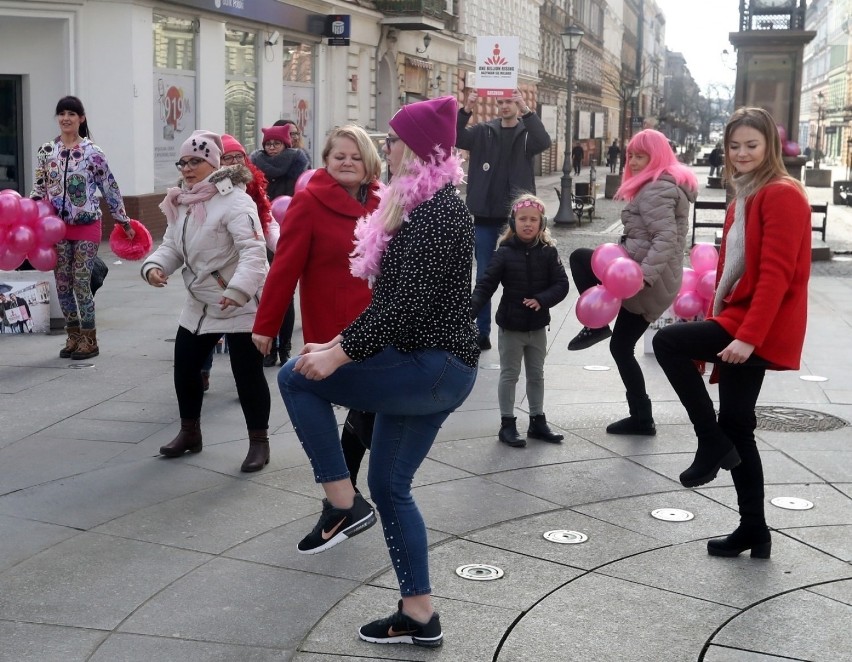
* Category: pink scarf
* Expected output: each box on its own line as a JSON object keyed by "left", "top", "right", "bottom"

{"left": 350, "top": 150, "right": 464, "bottom": 285}
{"left": 159, "top": 180, "right": 219, "bottom": 224}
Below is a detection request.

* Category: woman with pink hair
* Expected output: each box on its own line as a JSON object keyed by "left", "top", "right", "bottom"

{"left": 567, "top": 129, "right": 698, "bottom": 435}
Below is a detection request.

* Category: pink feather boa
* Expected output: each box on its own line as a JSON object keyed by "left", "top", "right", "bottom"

{"left": 350, "top": 150, "right": 464, "bottom": 285}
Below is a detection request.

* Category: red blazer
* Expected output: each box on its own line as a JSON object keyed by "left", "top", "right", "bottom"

{"left": 253, "top": 168, "right": 380, "bottom": 343}
{"left": 710, "top": 180, "right": 811, "bottom": 370}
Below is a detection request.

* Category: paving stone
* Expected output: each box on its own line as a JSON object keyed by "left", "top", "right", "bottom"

{"left": 89, "top": 633, "right": 292, "bottom": 661}
{"left": 703, "top": 646, "right": 798, "bottom": 661}
{"left": 808, "top": 577, "right": 852, "bottom": 606}
{"left": 777, "top": 450, "right": 852, "bottom": 482}
{"left": 0, "top": 620, "right": 107, "bottom": 662}
{"left": 40, "top": 416, "right": 170, "bottom": 443}
{"left": 0, "top": 514, "right": 79, "bottom": 573}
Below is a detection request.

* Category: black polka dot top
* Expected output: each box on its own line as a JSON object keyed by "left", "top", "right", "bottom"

{"left": 341, "top": 184, "right": 480, "bottom": 367}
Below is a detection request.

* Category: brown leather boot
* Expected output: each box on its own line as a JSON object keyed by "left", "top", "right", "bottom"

{"left": 71, "top": 328, "right": 99, "bottom": 360}
{"left": 59, "top": 325, "right": 81, "bottom": 358}
{"left": 160, "top": 419, "right": 202, "bottom": 457}
{"left": 241, "top": 429, "right": 270, "bottom": 472}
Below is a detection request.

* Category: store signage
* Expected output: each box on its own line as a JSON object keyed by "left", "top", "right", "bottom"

{"left": 168, "top": 0, "right": 325, "bottom": 34}
{"left": 325, "top": 15, "right": 350, "bottom": 46}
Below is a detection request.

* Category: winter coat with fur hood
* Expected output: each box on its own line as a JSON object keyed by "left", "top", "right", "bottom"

{"left": 141, "top": 165, "right": 268, "bottom": 334}
{"left": 619, "top": 174, "right": 695, "bottom": 323}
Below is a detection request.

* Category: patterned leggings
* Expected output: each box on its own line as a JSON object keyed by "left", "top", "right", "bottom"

{"left": 54, "top": 239, "right": 99, "bottom": 329}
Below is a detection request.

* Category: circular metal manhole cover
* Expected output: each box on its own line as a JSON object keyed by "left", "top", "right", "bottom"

{"left": 770, "top": 497, "right": 814, "bottom": 510}
{"left": 651, "top": 508, "right": 694, "bottom": 522}
{"left": 583, "top": 365, "right": 611, "bottom": 371}
{"left": 543, "top": 530, "right": 588, "bottom": 544}
{"left": 755, "top": 406, "right": 848, "bottom": 432}
{"left": 455, "top": 564, "right": 504, "bottom": 581}
{"left": 67, "top": 363, "right": 95, "bottom": 369}
{"left": 799, "top": 375, "right": 828, "bottom": 382}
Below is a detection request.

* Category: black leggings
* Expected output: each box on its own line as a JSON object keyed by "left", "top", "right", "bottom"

{"left": 174, "top": 326, "right": 271, "bottom": 430}
{"left": 569, "top": 248, "right": 651, "bottom": 399}
{"left": 653, "top": 320, "right": 768, "bottom": 525}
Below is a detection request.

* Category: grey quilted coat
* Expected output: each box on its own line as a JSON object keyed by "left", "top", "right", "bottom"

{"left": 619, "top": 174, "right": 695, "bottom": 322}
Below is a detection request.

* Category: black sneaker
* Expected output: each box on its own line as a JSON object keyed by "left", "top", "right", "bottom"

{"left": 358, "top": 600, "right": 443, "bottom": 648}
{"left": 567, "top": 325, "right": 612, "bottom": 351}
{"left": 297, "top": 493, "right": 376, "bottom": 555}
{"left": 262, "top": 353, "right": 278, "bottom": 368}
{"left": 476, "top": 334, "right": 492, "bottom": 350}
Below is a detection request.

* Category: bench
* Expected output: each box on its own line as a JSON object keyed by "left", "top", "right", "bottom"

{"left": 554, "top": 187, "right": 596, "bottom": 225}
{"left": 690, "top": 200, "right": 829, "bottom": 247}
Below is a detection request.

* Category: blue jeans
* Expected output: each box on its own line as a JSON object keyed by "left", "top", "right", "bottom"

{"left": 278, "top": 347, "right": 477, "bottom": 596}
{"left": 474, "top": 224, "right": 502, "bottom": 337}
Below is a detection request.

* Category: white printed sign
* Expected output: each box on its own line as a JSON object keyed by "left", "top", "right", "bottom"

{"left": 476, "top": 36, "right": 519, "bottom": 99}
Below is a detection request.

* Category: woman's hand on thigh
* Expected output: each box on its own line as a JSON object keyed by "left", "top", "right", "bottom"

{"left": 294, "top": 344, "right": 351, "bottom": 380}
{"left": 717, "top": 339, "right": 755, "bottom": 364}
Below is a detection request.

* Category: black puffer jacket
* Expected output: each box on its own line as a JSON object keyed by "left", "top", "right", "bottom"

{"left": 471, "top": 236, "right": 569, "bottom": 332}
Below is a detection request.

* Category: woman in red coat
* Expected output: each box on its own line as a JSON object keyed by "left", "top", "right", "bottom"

{"left": 653, "top": 107, "right": 811, "bottom": 559}
{"left": 253, "top": 125, "right": 382, "bottom": 482}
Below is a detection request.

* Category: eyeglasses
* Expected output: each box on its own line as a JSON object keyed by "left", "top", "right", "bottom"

{"left": 175, "top": 157, "right": 206, "bottom": 171}
{"left": 289, "top": 130, "right": 300, "bottom": 137}
{"left": 221, "top": 153, "right": 245, "bottom": 164}
{"left": 384, "top": 135, "right": 401, "bottom": 147}
{"left": 263, "top": 140, "right": 284, "bottom": 148}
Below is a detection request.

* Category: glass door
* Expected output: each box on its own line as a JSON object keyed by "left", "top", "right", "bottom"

{"left": 0, "top": 75, "right": 24, "bottom": 194}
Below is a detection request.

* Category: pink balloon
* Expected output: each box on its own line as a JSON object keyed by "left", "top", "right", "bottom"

{"left": 776, "top": 124, "right": 787, "bottom": 142}
{"left": 681, "top": 267, "right": 698, "bottom": 294}
{"left": 294, "top": 168, "right": 316, "bottom": 193}
{"left": 783, "top": 141, "right": 800, "bottom": 157}
{"left": 0, "top": 246, "right": 26, "bottom": 271}
{"left": 34, "top": 215, "right": 66, "bottom": 247}
{"left": 690, "top": 243, "right": 718, "bottom": 274}
{"left": 591, "top": 242, "right": 630, "bottom": 281}
{"left": 0, "top": 194, "right": 21, "bottom": 229}
{"left": 18, "top": 198, "right": 40, "bottom": 229}
{"left": 36, "top": 199, "right": 56, "bottom": 218}
{"left": 576, "top": 285, "right": 622, "bottom": 329}
{"left": 602, "top": 257, "right": 644, "bottom": 299}
{"left": 0, "top": 189, "right": 22, "bottom": 198}
{"left": 7, "top": 225, "right": 36, "bottom": 254}
{"left": 270, "top": 195, "right": 292, "bottom": 223}
{"left": 673, "top": 291, "right": 704, "bottom": 319}
{"left": 27, "top": 245, "right": 58, "bottom": 271}
{"left": 696, "top": 270, "right": 717, "bottom": 302}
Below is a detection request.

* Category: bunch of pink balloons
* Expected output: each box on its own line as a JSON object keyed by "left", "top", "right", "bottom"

{"left": 270, "top": 195, "right": 292, "bottom": 224}
{"left": 777, "top": 124, "right": 801, "bottom": 158}
{"left": 294, "top": 169, "right": 316, "bottom": 194}
{"left": 0, "top": 190, "right": 66, "bottom": 271}
{"left": 673, "top": 243, "right": 718, "bottom": 319}
{"left": 575, "top": 243, "right": 644, "bottom": 329}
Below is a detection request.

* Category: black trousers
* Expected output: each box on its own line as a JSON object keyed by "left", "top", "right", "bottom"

{"left": 174, "top": 326, "right": 271, "bottom": 430}
{"left": 569, "top": 248, "right": 651, "bottom": 400}
{"left": 653, "top": 320, "right": 768, "bottom": 525}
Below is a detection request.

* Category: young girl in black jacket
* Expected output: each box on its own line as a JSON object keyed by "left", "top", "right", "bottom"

{"left": 471, "top": 194, "right": 570, "bottom": 447}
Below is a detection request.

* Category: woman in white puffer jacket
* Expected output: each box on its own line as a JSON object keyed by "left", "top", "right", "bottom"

{"left": 142, "top": 130, "right": 271, "bottom": 473}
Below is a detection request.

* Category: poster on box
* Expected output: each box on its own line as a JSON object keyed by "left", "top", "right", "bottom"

{"left": 0, "top": 280, "right": 50, "bottom": 334}
{"left": 476, "top": 37, "right": 519, "bottom": 98}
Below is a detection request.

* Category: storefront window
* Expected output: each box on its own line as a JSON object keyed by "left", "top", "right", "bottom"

{"left": 281, "top": 41, "right": 315, "bottom": 158}
{"left": 153, "top": 14, "right": 195, "bottom": 71}
{"left": 225, "top": 28, "right": 258, "bottom": 152}
{"left": 283, "top": 43, "right": 313, "bottom": 83}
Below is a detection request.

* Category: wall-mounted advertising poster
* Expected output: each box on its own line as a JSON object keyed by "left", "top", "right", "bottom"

{"left": 153, "top": 74, "right": 196, "bottom": 191}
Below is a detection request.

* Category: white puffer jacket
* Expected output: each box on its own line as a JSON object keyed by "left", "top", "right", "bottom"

{"left": 620, "top": 174, "right": 695, "bottom": 322}
{"left": 142, "top": 166, "right": 268, "bottom": 334}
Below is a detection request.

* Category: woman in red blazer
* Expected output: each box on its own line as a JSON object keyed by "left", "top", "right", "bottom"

{"left": 253, "top": 125, "right": 382, "bottom": 481}
{"left": 653, "top": 107, "right": 811, "bottom": 559}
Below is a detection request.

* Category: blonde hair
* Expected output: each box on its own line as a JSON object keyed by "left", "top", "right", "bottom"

{"left": 321, "top": 125, "right": 382, "bottom": 184}
{"left": 724, "top": 107, "right": 805, "bottom": 195}
{"left": 499, "top": 193, "right": 555, "bottom": 246}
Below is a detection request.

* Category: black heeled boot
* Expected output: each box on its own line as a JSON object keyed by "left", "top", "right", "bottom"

{"left": 160, "top": 419, "right": 202, "bottom": 457}
{"left": 707, "top": 525, "right": 771, "bottom": 558}
{"left": 606, "top": 393, "right": 656, "bottom": 436}
{"left": 498, "top": 417, "right": 526, "bottom": 447}
{"left": 680, "top": 431, "right": 741, "bottom": 487}
{"left": 241, "top": 429, "right": 270, "bottom": 472}
{"left": 527, "top": 414, "right": 564, "bottom": 443}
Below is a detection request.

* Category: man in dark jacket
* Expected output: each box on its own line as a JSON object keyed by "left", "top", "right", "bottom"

{"left": 456, "top": 88, "right": 552, "bottom": 350}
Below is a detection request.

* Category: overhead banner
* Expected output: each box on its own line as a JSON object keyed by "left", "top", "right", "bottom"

{"left": 475, "top": 36, "right": 518, "bottom": 98}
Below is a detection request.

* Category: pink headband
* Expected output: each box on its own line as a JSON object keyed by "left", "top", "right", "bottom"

{"left": 512, "top": 199, "right": 545, "bottom": 214}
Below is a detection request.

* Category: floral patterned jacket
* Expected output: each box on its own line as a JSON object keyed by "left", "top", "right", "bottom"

{"left": 30, "top": 137, "right": 129, "bottom": 226}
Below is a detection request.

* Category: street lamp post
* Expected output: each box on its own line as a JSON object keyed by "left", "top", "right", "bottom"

{"left": 814, "top": 91, "right": 825, "bottom": 169}
{"left": 553, "top": 24, "right": 585, "bottom": 225}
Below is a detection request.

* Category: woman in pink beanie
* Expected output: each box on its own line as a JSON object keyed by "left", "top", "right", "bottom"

{"left": 271, "top": 97, "right": 478, "bottom": 648}
{"left": 249, "top": 124, "right": 309, "bottom": 199}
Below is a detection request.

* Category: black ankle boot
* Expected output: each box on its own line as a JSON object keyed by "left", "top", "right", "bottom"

{"left": 680, "top": 431, "right": 741, "bottom": 488}
{"left": 527, "top": 414, "right": 563, "bottom": 443}
{"left": 707, "top": 525, "right": 771, "bottom": 558}
{"left": 160, "top": 419, "right": 202, "bottom": 457}
{"left": 606, "top": 394, "right": 656, "bottom": 436}
{"left": 498, "top": 417, "right": 525, "bottom": 447}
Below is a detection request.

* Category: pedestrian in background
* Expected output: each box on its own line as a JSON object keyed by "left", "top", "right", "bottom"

{"left": 708, "top": 142, "right": 723, "bottom": 177}
{"left": 143, "top": 130, "right": 271, "bottom": 473}
{"left": 571, "top": 141, "right": 584, "bottom": 175}
{"left": 471, "top": 193, "right": 569, "bottom": 448}
{"left": 568, "top": 129, "right": 698, "bottom": 436}
{"left": 31, "top": 95, "right": 134, "bottom": 360}
{"left": 653, "top": 107, "right": 811, "bottom": 559}
{"left": 607, "top": 139, "right": 620, "bottom": 173}
{"left": 456, "top": 88, "right": 552, "bottom": 351}
{"left": 250, "top": 124, "right": 308, "bottom": 199}
{"left": 274, "top": 96, "right": 477, "bottom": 648}
{"left": 278, "top": 119, "right": 312, "bottom": 168}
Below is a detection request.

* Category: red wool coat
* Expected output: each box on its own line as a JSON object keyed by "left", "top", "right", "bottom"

{"left": 253, "top": 168, "right": 380, "bottom": 343}
{"left": 710, "top": 180, "right": 811, "bottom": 370}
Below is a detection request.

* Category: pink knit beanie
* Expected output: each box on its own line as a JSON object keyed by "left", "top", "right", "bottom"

{"left": 261, "top": 125, "right": 292, "bottom": 148}
{"left": 221, "top": 133, "right": 246, "bottom": 156}
{"left": 180, "top": 130, "right": 223, "bottom": 168}
{"left": 389, "top": 96, "right": 457, "bottom": 162}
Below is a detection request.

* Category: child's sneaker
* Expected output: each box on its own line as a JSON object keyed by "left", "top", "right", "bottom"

{"left": 358, "top": 600, "right": 443, "bottom": 648}
{"left": 297, "top": 493, "right": 376, "bottom": 555}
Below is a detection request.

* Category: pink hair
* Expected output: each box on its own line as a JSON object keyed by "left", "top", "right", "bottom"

{"left": 615, "top": 129, "right": 698, "bottom": 201}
